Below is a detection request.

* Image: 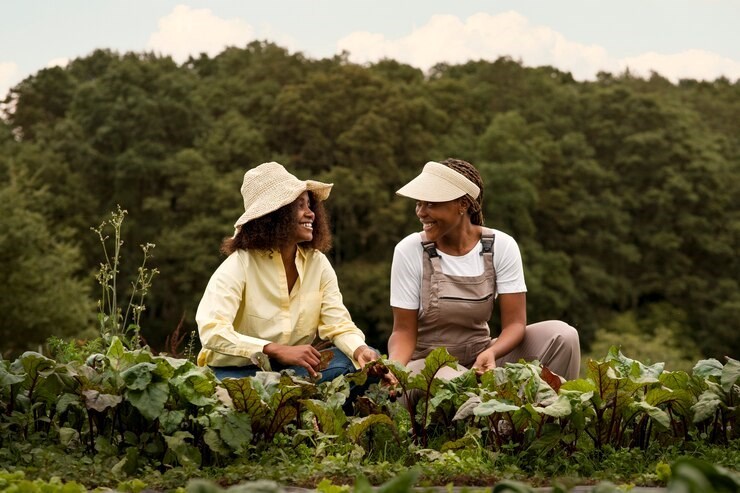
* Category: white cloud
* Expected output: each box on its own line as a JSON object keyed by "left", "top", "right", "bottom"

{"left": 0, "top": 62, "right": 20, "bottom": 102}
{"left": 338, "top": 12, "right": 617, "bottom": 80}
{"left": 620, "top": 49, "right": 740, "bottom": 81}
{"left": 337, "top": 11, "right": 738, "bottom": 82}
{"left": 147, "top": 4, "right": 255, "bottom": 62}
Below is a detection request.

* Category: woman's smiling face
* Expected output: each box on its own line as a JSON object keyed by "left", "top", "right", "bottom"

{"left": 289, "top": 191, "right": 315, "bottom": 245}
{"left": 415, "top": 198, "right": 464, "bottom": 242}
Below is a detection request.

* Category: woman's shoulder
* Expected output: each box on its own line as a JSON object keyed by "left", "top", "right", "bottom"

{"left": 222, "top": 249, "right": 251, "bottom": 269}
{"left": 483, "top": 227, "right": 518, "bottom": 245}
{"left": 393, "top": 232, "right": 425, "bottom": 259}
{"left": 300, "top": 246, "right": 331, "bottom": 267}
{"left": 208, "top": 249, "right": 250, "bottom": 279}
{"left": 396, "top": 231, "right": 423, "bottom": 249}
{"left": 482, "top": 228, "right": 521, "bottom": 258}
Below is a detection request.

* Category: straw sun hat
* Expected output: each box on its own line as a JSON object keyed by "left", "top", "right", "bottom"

{"left": 396, "top": 161, "right": 480, "bottom": 202}
{"left": 233, "top": 162, "right": 333, "bottom": 231}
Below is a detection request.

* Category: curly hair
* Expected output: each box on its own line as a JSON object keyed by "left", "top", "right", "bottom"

{"left": 221, "top": 191, "right": 332, "bottom": 255}
{"left": 439, "top": 158, "right": 485, "bottom": 226}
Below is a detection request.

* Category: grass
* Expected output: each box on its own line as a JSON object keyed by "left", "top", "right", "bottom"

{"left": 3, "top": 434, "right": 737, "bottom": 491}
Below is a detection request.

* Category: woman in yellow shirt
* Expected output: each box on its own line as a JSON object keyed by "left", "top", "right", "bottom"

{"left": 196, "top": 161, "right": 379, "bottom": 382}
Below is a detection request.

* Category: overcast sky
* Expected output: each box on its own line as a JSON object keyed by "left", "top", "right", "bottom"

{"left": 2, "top": 1, "right": 739, "bottom": 100}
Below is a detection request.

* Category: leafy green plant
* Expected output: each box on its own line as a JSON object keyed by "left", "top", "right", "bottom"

{"left": 2, "top": 330, "right": 739, "bottom": 488}
{"left": 385, "top": 347, "right": 460, "bottom": 446}
{"left": 220, "top": 372, "right": 313, "bottom": 443}
{"left": 690, "top": 357, "right": 740, "bottom": 443}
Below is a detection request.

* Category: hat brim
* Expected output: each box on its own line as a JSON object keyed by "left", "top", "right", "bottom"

{"left": 234, "top": 180, "right": 332, "bottom": 229}
{"left": 396, "top": 174, "right": 468, "bottom": 202}
{"left": 305, "top": 180, "right": 332, "bottom": 202}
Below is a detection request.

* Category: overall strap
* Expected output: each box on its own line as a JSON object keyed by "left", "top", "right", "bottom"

{"left": 480, "top": 229, "right": 497, "bottom": 298}
{"left": 419, "top": 232, "right": 442, "bottom": 312}
{"left": 419, "top": 232, "right": 443, "bottom": 273}
{"left": 480, "top": 233, "right": 494, "bottom": 255}
{"left": 421, "top": 240, "right": 439, "bottom": 259}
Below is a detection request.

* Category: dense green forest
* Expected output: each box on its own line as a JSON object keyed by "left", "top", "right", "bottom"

{"left": 1, "top": 42, "right": 738, "bottom": 362}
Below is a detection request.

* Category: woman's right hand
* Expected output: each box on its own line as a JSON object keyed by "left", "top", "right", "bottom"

{"left": 263, "top": 343, "right": 321, "bottom": 377}
{"left": 472, "top": 347, "right": 496, "bottom": 375}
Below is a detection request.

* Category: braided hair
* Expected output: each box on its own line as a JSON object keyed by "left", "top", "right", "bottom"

{"left": 439, "top": 158, "right": 485, "bottom": 226}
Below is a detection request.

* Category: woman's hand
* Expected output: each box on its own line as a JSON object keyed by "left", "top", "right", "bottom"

{"left": 472, "top": 347, "right": 496, "bottom": 375}
{"left": 354, "top": 345, "right": 398, "bottom": 386}
{"left": 353, "top": 345, "right": 380, "bottom": 368}
{"left": 263, "top": 343, "right": 321, "bottom": 377}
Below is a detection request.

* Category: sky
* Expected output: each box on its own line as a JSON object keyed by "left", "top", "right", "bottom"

{"left": 2, "top": 1, "right": 740, "bottom": 101}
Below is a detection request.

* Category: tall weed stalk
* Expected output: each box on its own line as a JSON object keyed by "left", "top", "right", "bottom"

{"left": 91, "top": 206, "right": 159, "bottom": 348}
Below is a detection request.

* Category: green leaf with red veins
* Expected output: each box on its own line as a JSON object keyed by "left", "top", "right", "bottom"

{"left": 587, "top": 359, "right": 618, "bottom": 409}
{"left": 646, "top": 386, "right": 694, "bottom": 419}
{"left": 301, "top": 398, "right": 346, "bottom": 435}
{"left": 266, "top": 405, "right": 297, "bottom": 438}
{"left": 407, "top": 347, "right": 458, "bottom": 393}
{"left": 221, "top": 377, "right": 269, "bottom": 423}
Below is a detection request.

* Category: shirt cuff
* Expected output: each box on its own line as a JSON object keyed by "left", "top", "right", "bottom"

{"left": 332, "top": 333, "right": 367, "bottom": 369}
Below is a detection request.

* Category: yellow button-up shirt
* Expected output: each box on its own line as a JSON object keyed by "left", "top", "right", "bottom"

{"left": 196, "top": 246, "right": 366, "bottom": 368}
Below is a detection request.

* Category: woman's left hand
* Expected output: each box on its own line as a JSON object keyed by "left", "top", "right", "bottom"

{"left": 472, "top": 348, "right": 496, "bottom": 375}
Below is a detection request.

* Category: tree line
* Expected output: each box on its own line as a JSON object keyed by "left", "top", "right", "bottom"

{"left": 1, "top": 42, "right": 738, "bottom": 360}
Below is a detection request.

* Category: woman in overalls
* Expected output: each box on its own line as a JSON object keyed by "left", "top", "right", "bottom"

{"left": 388, "top": 158, "right": 580, "bottom": 380}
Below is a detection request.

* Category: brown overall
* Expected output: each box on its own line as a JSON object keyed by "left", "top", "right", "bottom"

{"left": 407, "top": 228, "right": 581, "bottom": 381}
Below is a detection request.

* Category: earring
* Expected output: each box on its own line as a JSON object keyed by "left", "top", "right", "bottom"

{"left": 459, "top": 210, "right": 465, "bottom": 215}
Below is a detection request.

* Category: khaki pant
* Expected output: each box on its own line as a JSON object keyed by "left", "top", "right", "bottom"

{"left": 407, "top": 320, "right": 580, "bottom": 381}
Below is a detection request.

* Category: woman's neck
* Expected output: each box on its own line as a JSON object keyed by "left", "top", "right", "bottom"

{"left": 435, "top": 223, "right": 481, "bottom": 256}
{"left": 279, "top": 244, "right": 298, "bottom": 265}
{"left": 280, "top": 244, "right": 299, "bottom": 292}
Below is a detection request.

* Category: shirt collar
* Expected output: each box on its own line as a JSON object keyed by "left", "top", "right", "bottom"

{"left": 251, "top": 246, "right": 309, "bottom": 264}
{"left": 296, "top": 245, "right": 308, "bottom": 260}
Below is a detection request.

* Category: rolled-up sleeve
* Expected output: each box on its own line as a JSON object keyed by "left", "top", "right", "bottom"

{"left": 196, "top": 253, "right": 271, "bottom": 365}
{"left": 315, "top": 255, "right": 365, "bottom": 364}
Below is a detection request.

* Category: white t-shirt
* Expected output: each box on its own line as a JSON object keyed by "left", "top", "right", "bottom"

{"left": 390, "top": 229, "right": 527, "bottom": 310}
